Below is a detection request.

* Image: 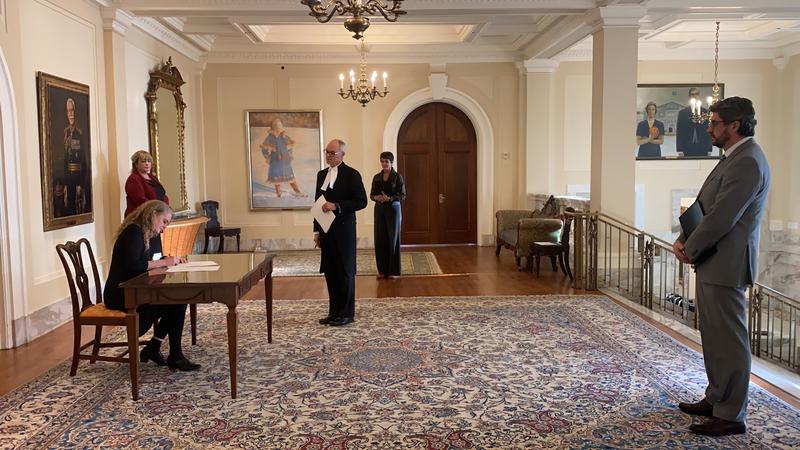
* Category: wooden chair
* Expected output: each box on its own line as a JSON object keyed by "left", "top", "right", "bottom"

{"left": 530, "top": 208, "right": 574, "bottom": 279}
{"left": 201, "top": 200, "right": 241, "bottom": 253}
{"left": 56, "top": 238, "right": 146, "bottom": 377}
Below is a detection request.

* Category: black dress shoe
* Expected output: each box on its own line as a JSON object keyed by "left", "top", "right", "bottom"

{"left": 679, "top": 398, "right": 714, "bottom": 416}
{"left": 318, "top": 316, "right": 335, "bottom": 325}
{"left": 329, "top": 317, "right": 354, "bottom": 327}
{"left": 689, "top": 417, "right": 746, "bottom": 436}
{"left": 140, "top": 347, "right": 167, "bottom": 366}
{"left": 167, "top": 356, "right": 201, "bottom": 372}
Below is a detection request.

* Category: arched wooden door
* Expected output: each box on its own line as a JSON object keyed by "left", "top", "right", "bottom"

{"left": 397, "top": 102, "right": 477, "bottom": 244}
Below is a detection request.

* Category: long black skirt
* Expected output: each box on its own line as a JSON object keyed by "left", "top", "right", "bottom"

{"left": 374, "top": 201, "right": 401, "bottom": 276}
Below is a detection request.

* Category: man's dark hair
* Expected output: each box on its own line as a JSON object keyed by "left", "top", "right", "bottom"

{"left": 709, "top": 96, "right": 757, "bottom": 137}
{"left": 379, "top": 151, "right": 394, "bottom": 162}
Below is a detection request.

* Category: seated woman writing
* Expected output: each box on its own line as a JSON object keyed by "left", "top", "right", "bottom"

{"left": 104, "top": 200, "right": 200, "bottom": 372}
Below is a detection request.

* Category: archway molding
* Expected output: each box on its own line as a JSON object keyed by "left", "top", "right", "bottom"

{"left": 382, "top": 87, "right": 494, "bottom": 245}
{"left": 0, "top": 46, "right": 27, "bottom": 349}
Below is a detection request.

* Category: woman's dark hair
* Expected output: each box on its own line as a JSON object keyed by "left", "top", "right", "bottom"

{"left": 709, "top": 96, "right": 757, "bottom": 137}
{"left": 379, "top": 151, "right": 394, "bottom": 162}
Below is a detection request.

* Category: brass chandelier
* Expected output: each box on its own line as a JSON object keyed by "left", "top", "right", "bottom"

{"left": 338, "top": 38, "right": 388, "bottom": 107}
{"left": 691, "top": 21, "right": 722, "bottom": 124}
{"left": 300, "top": 0, "right": 407, "bottom": 40}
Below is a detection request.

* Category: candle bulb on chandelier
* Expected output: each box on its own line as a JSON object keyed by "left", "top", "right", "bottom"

{"left": 382, "top": 71, "right": 388, "bottom": 89}
{"left": 371, "top": 71, "right": 377, "bottom": 88}
{"left": 339, "top": 73, "right": 344, "bottom": 90}
{"left": 349, "top": 69, "right": 355, "bottom": 88}
{"left": 706, "top": 96, "right": 713, "bottom": 108}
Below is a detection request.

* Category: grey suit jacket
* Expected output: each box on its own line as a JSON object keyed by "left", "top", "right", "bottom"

{"left": 681, "top": 138, "right": 771, "bottom": 288}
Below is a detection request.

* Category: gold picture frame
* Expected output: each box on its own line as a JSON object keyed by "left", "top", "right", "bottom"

{"left": 36, "top": 72, "right": 93, "bottom": 231}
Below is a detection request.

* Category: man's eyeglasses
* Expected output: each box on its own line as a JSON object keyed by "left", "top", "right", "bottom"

{"left": 325, "top": 151, "right": 341, "bottom": 156}
{"left": 708, "top": 119, "right": 728, "bottom": 127}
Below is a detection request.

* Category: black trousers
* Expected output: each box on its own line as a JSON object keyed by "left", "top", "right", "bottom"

{"left": 374, "top": 202, "right": 401, "bottom": 276}
{"left": 138, "top": 303, "right": 187, "bottom": 358}
{"left": 322, "top": 243, "right": 355, "bottom": 319}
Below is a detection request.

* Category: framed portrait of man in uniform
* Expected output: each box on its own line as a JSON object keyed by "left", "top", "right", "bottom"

{"left": 36, "top": 72, "right": 93, "bottom": 231}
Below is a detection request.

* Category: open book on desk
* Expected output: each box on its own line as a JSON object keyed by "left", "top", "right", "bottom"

{"left": 679, "top": 200, "right": 716, "bottom": 265}
{"left": 167, "top": 260, "right": 220, "bottom": 272}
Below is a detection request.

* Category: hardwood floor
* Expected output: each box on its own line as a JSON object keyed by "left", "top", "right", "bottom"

{"left": 2, "top": 246, "right": 797, "bottom": 409}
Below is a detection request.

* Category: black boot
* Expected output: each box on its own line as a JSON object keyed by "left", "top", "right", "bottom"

{"left": 140, "top": 342, "right": 167, "bottom": 366}
{"left": 167, "top": 354, "right": 201, "bottom": 372}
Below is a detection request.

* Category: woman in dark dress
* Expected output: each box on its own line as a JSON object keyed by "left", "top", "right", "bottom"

{"left": 124, "top": 150, "right": 170, "bottom": 255}
{"left": 370, "top": 151, "right": 406, "bottom": 279}
{"left": 104, "top": 200, "right": 200, "bottom": 372}
{"left": 636, "top": 101, "right": 665, "bottom": 158}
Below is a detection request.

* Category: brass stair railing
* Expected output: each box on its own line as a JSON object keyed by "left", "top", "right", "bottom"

{"left": 569, "top": 211, "right": 799, "bottom": 372}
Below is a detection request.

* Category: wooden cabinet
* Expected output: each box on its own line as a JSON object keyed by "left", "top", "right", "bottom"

{"left": 161, "top": 216, "right": 208, "bottom": 256}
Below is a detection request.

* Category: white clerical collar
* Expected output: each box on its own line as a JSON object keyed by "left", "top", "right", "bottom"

{"left": 723, "top": 136, "right": 752, "bottom": 158}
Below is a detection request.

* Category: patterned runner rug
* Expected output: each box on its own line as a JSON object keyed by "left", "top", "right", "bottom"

{"left": 2, "top": 295, "right": 798, "bottom": 449}
{"left": 271, "top": 249, "right": 443, "bottom": 276}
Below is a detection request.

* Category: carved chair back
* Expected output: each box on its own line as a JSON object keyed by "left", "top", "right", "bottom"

{"left": 201, "top": 200, "right": 221, "bottom": 229}
{"left": 55, "top": 238, "right": 103, "bottom": 320}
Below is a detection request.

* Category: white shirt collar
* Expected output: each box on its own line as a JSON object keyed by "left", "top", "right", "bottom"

{"left": 723, "top": 136, "right": 752, "bottom": 158}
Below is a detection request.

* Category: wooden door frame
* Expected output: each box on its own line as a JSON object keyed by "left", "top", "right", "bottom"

{"left": 382, "top": 87, "right": 495, "bottom": 246}
{"left": 0, "top": 47, "right": 26, "bottom": 349}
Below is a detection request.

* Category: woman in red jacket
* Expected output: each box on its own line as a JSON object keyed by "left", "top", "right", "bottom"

{"left": 125, "top": 150, "right": 170, "bottom": 256}
{"left": 125, "top": 150, "right": 169, "bottom": 216}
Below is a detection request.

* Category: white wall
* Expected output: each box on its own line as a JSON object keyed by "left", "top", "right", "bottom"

{"left": 15, "top": 0, "right": 111, "bottom": 314}
{"left": 0, "top": 0, "right": 206, "bottom": 346}
{"left": 121, "top": 28, "right": 205, "bottom": 216}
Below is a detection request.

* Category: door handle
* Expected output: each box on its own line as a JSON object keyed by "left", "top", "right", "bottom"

{"left": 439, "top": 194, "right": 445, "bottom": 204}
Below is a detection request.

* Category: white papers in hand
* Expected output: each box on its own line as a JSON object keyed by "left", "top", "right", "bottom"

{"left": 311, "top": 195, "right": 335, "bottom": 233}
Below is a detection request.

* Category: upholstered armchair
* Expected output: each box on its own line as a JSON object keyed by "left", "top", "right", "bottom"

{"left": 495, "top": 210, "right": 563, "bottom": 270}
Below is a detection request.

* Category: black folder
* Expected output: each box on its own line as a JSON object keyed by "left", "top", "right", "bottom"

{"left": 679, "top": 201, "right": 704, "bottom": 238}
{"left": 679, "top": 200, "right": 716, "bottom": 265}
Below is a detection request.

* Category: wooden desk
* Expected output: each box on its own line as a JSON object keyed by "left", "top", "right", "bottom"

{"left": 121, "top": 253, "right": 274, "bottom": 400}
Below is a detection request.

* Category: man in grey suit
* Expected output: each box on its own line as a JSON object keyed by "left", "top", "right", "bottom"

{"left": 673, "top": 97, "right": 771, "bottom": 436}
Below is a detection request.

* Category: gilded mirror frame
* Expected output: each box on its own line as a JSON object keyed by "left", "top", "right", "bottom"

{"left": 145, "top": 57, "right": 189, "bottom": 212}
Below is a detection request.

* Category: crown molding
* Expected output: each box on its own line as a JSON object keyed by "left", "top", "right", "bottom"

{"left": 555, "top": 45, "right": 787, "bottom": 62}
{"left": 522, "top": 58, "right": 560, "bottom": 73}
{"left": 587, "top": 5, "right": 647, "bottom": 32}
{"left": 187, "top": 34, "right": 216, "bottom": 52}
{"left": 100, "top": 7, "right": 134, "bottom": 35}
{"left": 133, "top": 17, "right": 204, "bottom": 62}
{"left": 777, "top": 40, "right": 800, "bottom": 59}
{"left": 201, "top": 50, "right": 520, "bottom": 64}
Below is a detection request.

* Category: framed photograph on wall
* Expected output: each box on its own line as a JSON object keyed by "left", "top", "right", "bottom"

{"left": 36, "top": 72, "right": 93, "bottom": 231}
{"left": 246, "top": 110, "right": 323, "bottom": 210}
{"left": 635, "top": 83, "right": 724, "bottom": 160}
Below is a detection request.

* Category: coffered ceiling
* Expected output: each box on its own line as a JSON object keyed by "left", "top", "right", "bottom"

{"left": 97, "top": 0, "right": 800, "bottom": 63}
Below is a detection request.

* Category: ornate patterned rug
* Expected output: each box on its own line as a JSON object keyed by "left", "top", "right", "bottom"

{"left": 271, "top": 250, "right": 443, "bottom": 276}
{"left": 2, "top": 295, "right": 799, "bottom": 449}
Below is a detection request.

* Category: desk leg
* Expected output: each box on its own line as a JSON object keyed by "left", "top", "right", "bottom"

{"left": 265, "top": 275, "right": 273, "bottom": 344}
{"left": 226, "top": 305, "right": 238, "bottom": 399}
{"left": 126, "top": 311, "right": 139, "bottom": 401}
